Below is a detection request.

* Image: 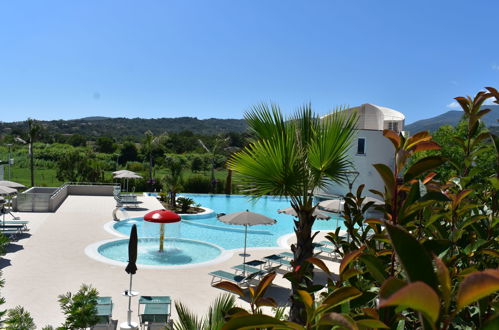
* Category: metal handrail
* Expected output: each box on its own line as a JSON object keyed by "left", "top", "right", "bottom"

{"left": 64, "top": 182, "right": 120, "bottom": 186}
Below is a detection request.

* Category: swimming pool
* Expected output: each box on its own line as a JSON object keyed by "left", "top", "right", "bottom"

{"left": 114, "top": 193, "right": 342, "bottom": 250}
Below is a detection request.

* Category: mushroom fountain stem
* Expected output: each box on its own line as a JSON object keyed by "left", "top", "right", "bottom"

{"left": 159, "top": 223, "right": 165, "bottom": 252}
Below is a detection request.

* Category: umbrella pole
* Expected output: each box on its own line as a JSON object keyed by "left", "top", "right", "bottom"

{"left": 127, "top": 273, "right": 133, "bottom": 326}
{"left": 243, "top": 225, "right": 248, "bottom": 275}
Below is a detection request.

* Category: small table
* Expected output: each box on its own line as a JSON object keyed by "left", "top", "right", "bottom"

{"left": 138, "top": 296, "right": 171, "bottom": 326}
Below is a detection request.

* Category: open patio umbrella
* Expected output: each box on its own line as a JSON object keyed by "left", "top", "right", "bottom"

{"left": 218, "top": 211, "right": 276, "bottom": 274}
{"left": 277, "top": 207, "right": 331, "bottom": 220}
{"left": 318, "top": 197, "right": 384, "bottom": 213}
{"left": 318, "top": 199, "right": 344, "bottom": 213}
{"left": 363, "top": 197, "right": 384, "bottom": 206}
{"left": 0, "top": 180, "right": 26, "bottom": 189}
{"left": 144, "top": 209, "right": 181, "bottom": 252}
{"left": 0, "top": 186, "right": 17, "bottom": 226}
{"left": 114, "top": 172, "right": 142, "bottom": 192}
{"left": 113, "top": 170, "right": 136, "bottom": 175}
{"left": 0, "top": 186, "right": 16, "bottom": 195}
{"left": 122, "top": 224, "right": 138, "bottom": 329}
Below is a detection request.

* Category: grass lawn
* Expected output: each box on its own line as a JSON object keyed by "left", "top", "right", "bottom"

{"left": 8, "top": 166, "right": 63, "bottom": 187}
{"left": 5, "top": 164, "right": 228, "bottom": 189}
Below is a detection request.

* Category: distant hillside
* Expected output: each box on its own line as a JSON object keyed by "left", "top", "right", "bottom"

{"left": 0, "top": 116, "right": 249, "bottom": 138}
{"left": 406, "top": 105, "right": 499, "bottom": 133}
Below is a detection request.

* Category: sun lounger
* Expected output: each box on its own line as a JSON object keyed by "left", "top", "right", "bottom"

{"left": 317, "top": 246, "right": 339, "bottom": 258}
{"left": 232, "top": 264, "right": 263, "bottom": 276}
{"left": 0, "top": 224, "right": 26, "bottom": 233}
{"left": 0, "top": 229, "right": 21, "bottom": 240}
{"left": 244, "top": 259, "right": 267, "bottom": 269}
{"left": 1, "top": 208, "right": 20, "bottom": 220}
{"left": 1, "top": 221, "right": 28, "bottom": 231}
{"left": 114, "top": 195, "right": 143, "bottom": 208}
{"left": 93, "top": 296, "right": 113, "bottom": 328}
{"left": 138, "top": 296, "right": 171, "bottom": 329}
{"left": 264, "top": 254, "right": 293, "bottom": 270}
{"left": 279, "top": 252, "right": 294, "bottom": 259}
{"left": 312, "top": 242, "right": 324, "bottom": 248}
{"left": 209, "top": 270, "right": 260, "bottom": 287}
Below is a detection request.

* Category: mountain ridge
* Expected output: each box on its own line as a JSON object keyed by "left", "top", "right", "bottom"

{"left": 1, "top": 106, "right": 498, "bottom": 139}
{"left": 405, "top": 105, "right": 499, "bottom": 133}
{"left": 0, "top": 116, "right": 249, "bottom": 138}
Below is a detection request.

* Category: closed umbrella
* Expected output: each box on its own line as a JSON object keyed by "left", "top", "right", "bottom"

{"left": 125, "top": 224, "right": 138, "bottom": 275}
{"left": 277, "top": 207, "right": 331, "bottom": 220}
{"left": 218, "top": 211, "right": 276, "bottom": 274}
{"left": 122, "top": 224, "right": 138, "bottom": 329}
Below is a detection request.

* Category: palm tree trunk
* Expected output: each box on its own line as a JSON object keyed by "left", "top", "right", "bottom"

{"left": 289, "top": 211, "right": 315, "bottom": 324}
{"left": 211, "top": 158, "right": 216, "bottom": 193}
{"left": 225, "top": 169, "right": 232, "bottom": 195}
{"left": 171, "top": 191, "right": 177, "bottom": 209}
{"left": 149, "top": 152, "right": 153, "bottom": 181}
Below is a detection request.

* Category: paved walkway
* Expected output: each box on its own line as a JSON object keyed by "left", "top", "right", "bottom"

{"left": 2, "top": 195, "right": 340, "bottom": 328}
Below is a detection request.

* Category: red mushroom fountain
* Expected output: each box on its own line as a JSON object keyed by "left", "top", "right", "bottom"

{"left": 143, "top": 209, "right": 181, "bottom": 252}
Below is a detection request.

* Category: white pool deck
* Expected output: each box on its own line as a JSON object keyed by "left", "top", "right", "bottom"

{"left": 2, "top": 195, "right": 340, "bottom": 328}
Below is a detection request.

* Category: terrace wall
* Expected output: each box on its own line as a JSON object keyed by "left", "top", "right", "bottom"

{"left": 13, "top": 183, "right": 117, "bottom": 212}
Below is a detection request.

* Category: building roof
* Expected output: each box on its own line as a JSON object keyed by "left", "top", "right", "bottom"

{"left": 368, "top": 104, "right": 405, "bottom": 121}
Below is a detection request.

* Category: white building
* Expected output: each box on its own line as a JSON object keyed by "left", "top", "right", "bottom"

{"left": 317, "top": 103, "right": 405, "bottom": 198}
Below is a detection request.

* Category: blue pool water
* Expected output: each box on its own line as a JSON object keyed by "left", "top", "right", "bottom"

{"left": 114, "top": 194, "right": 342, "bottom": 250}
{"left": 98, "top": 238, "right": 222, "bottom": 266}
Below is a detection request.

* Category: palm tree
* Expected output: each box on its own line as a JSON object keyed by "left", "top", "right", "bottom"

{"left": 223, "top": 146, "right": 240, "bottom": 195}
{"left": 198, "top": 135, "right": 229, "bottom": 193}
{"left": 142, "top": 130, "right": 168, "bottom": 183}
{"left": 27, "top": 118, "right": 42, "bottom": 187}
{"left": 173, "top": 294, "right": 235, "bottom": 330}
{"left": 227, "top": 103, "right": 357, "bottom": 323}
{"left": 163, "top": 156, "right": 185, "bottom": 209}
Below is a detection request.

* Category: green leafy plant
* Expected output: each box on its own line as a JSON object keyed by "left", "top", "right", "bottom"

{"left": 142, "top": 130, "right": 168, "bottom": 183}
{"left": 27, "top": 118, "right": 42, "bottom": 187}
{"left": 216, "top": 88, "right": 499, "bottom": 329}
{"left": 4, "top": 306, "right": 35, "bottom": 330}
{"left": 173, "top": 294, "right": 236, "bottom": 330}
{"left": 228, "top": 103, "right": 357, "bottom": 323}
{"left": 177, "top": 197, "right": 195, "bottom": 213}
{"left": 57, "top": 284, "right": 99, "bottom": 330}
{"left": 163, "top": 155, "right": 186, "bottom": 209}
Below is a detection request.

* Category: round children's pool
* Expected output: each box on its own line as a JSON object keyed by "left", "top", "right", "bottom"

{"left": 97, "top": 238, "right": 222, "bottom": 266}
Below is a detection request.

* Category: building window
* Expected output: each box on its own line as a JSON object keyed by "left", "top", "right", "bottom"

{"left": 388, "top": 121, "right": 399, "bottom": 132}
{"left": 357, "top": 138, "right": 366, "bottom": 155}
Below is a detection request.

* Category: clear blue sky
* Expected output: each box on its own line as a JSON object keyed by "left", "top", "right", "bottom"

{"left": 1, "top": 0, "right": 498, "bottom": 124}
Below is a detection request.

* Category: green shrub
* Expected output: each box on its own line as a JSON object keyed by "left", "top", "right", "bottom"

{"left": 177, "top": 197, "right": 195, "bottom": 213}
{"left": 58, "top": 284, "right": 99, "bottom": 329}
{"left": 126, "top": 161, "right": 145, "bottom": 172}
{"left": 4, "top": 306, "right": 35, "bottom": 330}
{"left": 183, "top": 175, "right": 211, "bottom": 193}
